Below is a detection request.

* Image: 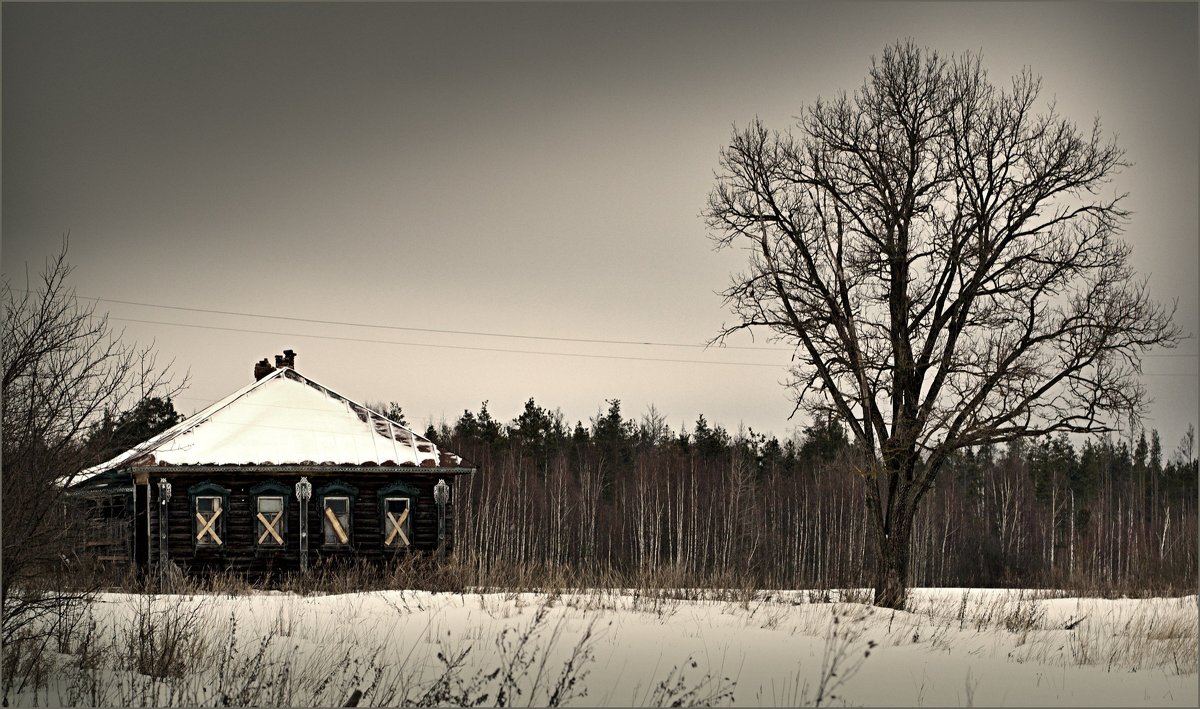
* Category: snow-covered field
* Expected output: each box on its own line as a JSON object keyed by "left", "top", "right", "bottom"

{"left": 9, "top": 587, "right": 1197, "bottom": 706}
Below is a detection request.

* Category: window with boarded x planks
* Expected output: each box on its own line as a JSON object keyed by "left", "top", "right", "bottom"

{"left": 256, "top": 495, "right": 285, "bottom": 545}
{"left": 195, "top": 496, "right": 223, "bottom": 546}
{"left": 323, "top": 496, "right": 351, "bottom": 546}
{"left": 383, "top": 497, "right": 411, "bottom": 547}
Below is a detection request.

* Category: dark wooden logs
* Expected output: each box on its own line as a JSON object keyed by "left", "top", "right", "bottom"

{"left": 145, "top": 469, "right": 461, "bottom": 578}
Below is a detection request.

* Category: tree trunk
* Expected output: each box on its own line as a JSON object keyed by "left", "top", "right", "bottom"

{"left": 872, "top": 510, "right": 914, "bottom": 610}
{"left": 868, "top": 457, "right": 920, "bottom": 610}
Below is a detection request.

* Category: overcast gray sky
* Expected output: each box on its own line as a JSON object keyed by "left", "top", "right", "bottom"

{"left": 5, "top": 1, "right": 1197, "bottom": 450}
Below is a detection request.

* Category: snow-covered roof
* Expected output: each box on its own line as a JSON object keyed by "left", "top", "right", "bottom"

{"left": 74, "top": 367, "right": 464, "bottom": 485}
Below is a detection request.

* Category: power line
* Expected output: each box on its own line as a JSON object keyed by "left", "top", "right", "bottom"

{"left": 113, "top": 315, "right": 1198, "bottom": 377}
{"left": 65, "top": 291, "right": 792, "bottom": 352}
{"left": 14, "top": 287, "right": 1198, "bottom": 360}
{"left": 11, "top": 286, "right": 1200, "bottom": 359}
{"left": 109, "top": 317, "right": 788, "bottom": 368}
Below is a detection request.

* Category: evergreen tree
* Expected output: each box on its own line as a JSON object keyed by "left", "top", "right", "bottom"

{"left": 1164, "top": 424, "right": 1198, "bottom": 501}
{"left": 592, "top": 399, "right": 635, "bottom": 470}
{"left": 675, "top": 422, "right": 691, "bottom": 454}
{"left": 1134, "top": 430, "right": 1149, "bottom": 477}
{"left": 571, "top": 420, "right": 590, "bottom": 445}
{"left": 511, "top": 398, "right": 553, "bottom": 444}
{"left": 510, "top": 397, "right": 564, "bottom": 473}
{"left": 1150, "top": 429, "right": 1163, "bottom": 476}
{"left": 474, "top": 401, "right": 504, "bottom": 446}
{"left": 454, "top": 409, "right": 479, "bottom": 440}
{"left": 1173, "top": 423, "right": 1195, "bottom": 466}
{"left": 758, "top": 435, "right": 786, "bottom": 475}
{"left": 950, "top": 446, "right": 985, "bottom": 502}
{"left": 1028, "top": 434, "right": 1079, "bottom": 552}
{"left": 797, "top": 412, "right": 848, "bottom": 473}
{"left": 1029, "top": 434, "right": 1078, "bottom": 505}
{"left": 691, "top": 414, "right": 729, "bottom": 460}
{"left": 87, "top": 396, "right": 181, "bottom": 463}
{"left": 383, "top": 401, "right": 408, "bottom": 427}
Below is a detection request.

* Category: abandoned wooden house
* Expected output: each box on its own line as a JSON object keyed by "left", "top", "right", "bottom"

{"left": 68, "top": 350, "right": 474, "bottom": 580}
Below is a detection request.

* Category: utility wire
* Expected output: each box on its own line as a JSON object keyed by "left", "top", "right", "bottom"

{"left": 109, "top": 317, "right": 788, "bottom": 368}
{"left": 112, "top": 316, "right": 1197, "bottom": 376}
{"left": 14, "top": 287, "right": 1197, "bottom": 359}
{"left": 63, "top": 291, "right": 791, "bottom": 352}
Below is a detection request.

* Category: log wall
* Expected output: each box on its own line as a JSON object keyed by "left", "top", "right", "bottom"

{"left": 146, "top": 470, "right": 462, "bottom": 577}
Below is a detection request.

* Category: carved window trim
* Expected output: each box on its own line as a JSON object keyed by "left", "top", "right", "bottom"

{"left": 189, "top": 481, "right": 230, "bottom": 548}
{"left": 250, "top": 481, "right": 290, "bottom": 548}
{"left": 317, "top": 481, "right": 357, "bottom": 548}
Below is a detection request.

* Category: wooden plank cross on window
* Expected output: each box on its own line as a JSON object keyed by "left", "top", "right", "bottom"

{"left": 384, "top": 500, "right": 410, "bottom": 547}
{"left": 257, "top": 512, "right": 283, "bottom": 544}
{"left": 256, "top": 495, "right": 284, "bottom": 546}
{"left": 323, "top": 497, "right": 350, "bottom": 545}
{"left": 195, "top": 497, "right": 223, "bottom": 545}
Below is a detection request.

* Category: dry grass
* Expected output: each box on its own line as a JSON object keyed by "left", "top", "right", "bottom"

{"left": 1011, "top": 597, "right": 1199, "bottom": 674}
{"left": 3, "top": 585, "right": 714, "bottom": 707}
{"left": 4, "top": 572, "right": 1194, "bottom": 707}
{"left": 877, "top": 589, "right": 1198, "bottom": 675}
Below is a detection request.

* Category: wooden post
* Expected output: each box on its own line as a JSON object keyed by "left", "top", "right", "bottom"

{"left": 296, "top": 477, "right": 312, "bottom": 572}
{"left": 434, "top": 479, "right": 449, "bottom": 562}
{"left": 145, "top": 478, "right": 152, "bottom": 575}
{"left": 157, "top": 478, "right": 171, "bottom": 589}
{"left": 300, "top": 499, "right": 308, "bottom": 570}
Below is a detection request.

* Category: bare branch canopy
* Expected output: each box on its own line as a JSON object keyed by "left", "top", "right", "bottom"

{"left": 705, "top": 41, "right": 1182, "bottom": 608}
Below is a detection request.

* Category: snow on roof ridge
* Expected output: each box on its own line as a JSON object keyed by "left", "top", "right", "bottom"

{"left": 74, "top": 367, "right": 446, "bottom": 484}
{"left": 299, "top": 374, "right": 433, "bottom": 445}
{"left": 250, "top": 370, "right": 445, "bottom": 462}
{"left": 74, "top": 368, "right": 291, "bottom": 482}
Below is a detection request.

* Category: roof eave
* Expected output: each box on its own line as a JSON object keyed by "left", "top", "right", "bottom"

{"left": 133, "top": 464, "right": 476, "bottom": 475}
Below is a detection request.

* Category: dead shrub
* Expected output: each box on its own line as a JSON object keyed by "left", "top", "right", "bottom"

{"left": 118, "top": 595, "right": 211, "bottom": 679}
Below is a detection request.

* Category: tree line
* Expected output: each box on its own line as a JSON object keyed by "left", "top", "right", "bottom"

{"left": 430, "top": 398, "right": 1196, "bottom": 592}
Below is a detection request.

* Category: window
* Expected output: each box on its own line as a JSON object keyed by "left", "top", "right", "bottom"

{"left": 189, "top": 481, "right": 230, "bottom": 549}
{"left": 316, "top": 481, "right": 357, "bottom": 548}
{"left": 323, "top": 496, "right": 351, "bottom": 546}
{"left": 382, "top": 497, "right": 412, "bottom": 548}
{"left": 378, "top": 481, "right": 420, "bottom": 551}
{"left": 256, "top": 496, "right": 285, "bottom": 546}
{"left": 250, "top": 481, "right": 290, "bottom": 548}
{"left": 195, "top": 496, "right": 224, "bottom": 546}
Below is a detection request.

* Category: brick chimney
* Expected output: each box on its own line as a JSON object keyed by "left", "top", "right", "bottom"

{"left": 253, "top": 358, "right": 275, "bottom": 381}
{"left": 278, "top": 349, "right": 296, "bottom": 369}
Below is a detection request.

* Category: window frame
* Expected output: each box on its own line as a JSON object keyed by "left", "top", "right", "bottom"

{"left": 381, "top": 497, "right": 413, "bottom": 548}
{"left": 316, "top": 481, "right": 358, "bottom": 549}
{"left": 322, "top": 496, "right": 352, "bottom": 546}
{"left": 250, "top": 481, "right": 290, "bottom": 548}
{"left": 256, "top": 495, "right": 286, "bottom": 546}
{"left": 189, "top": 481, "right": 230, "bottom": 549}
{"left": 378, "top": 480, "right": 420, "bottom": 551}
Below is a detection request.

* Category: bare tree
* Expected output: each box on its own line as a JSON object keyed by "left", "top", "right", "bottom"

{"left": 705, "top": 42, "right": 1182, "bottom": 608}
{"left": 2, "top": 240, "right": 184, "bottom": 640}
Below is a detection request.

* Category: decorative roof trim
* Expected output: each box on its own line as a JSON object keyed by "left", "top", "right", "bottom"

{"left": 316, "top": 480, "right": 359, "bottom": 497}
{"left": 249, "top": 480, "right": 292, "bottom": 497}
{"left": 379, "top": 480, "right": 421, "bottom": 498}
{"left": 64, "top": 485, "right": 135, "bottom": 495}
{"left": 135, "top": 465, "right": 476, "bottom": 475}
{"left": 188, "top": 480, "right": 231, "bottom": 497}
